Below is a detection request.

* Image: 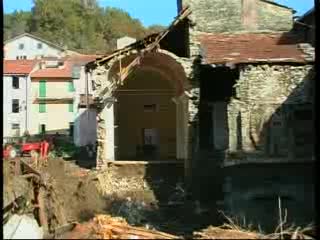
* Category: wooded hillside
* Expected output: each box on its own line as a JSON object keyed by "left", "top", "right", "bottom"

{"left": 4, "top": 0, "right": 166, "bottom": 53}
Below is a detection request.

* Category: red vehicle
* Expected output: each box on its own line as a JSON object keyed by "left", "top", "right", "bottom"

{"left": 21, "top": 142, "right": 42, "bottom": 156}
{"left": 3, "top": 145, "right": 16, "bottom": 159}
{"left": 21, "top": 140, "right": 50, "bottom": 159}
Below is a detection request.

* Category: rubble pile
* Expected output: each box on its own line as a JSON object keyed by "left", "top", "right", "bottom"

{"left": 60, "top": 214, "right": 180, "bottom": 239}
{"left": 194, "top": 226, "right": 261, "bottom": 239}
{"left": 95, "top": 169, "right": 151, "bottom": 196}
{"left": 92, "top": 214, "right": 180, "bottom": 239}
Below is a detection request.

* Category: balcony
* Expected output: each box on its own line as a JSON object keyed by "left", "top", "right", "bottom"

{"left": 33, "top": 92, "right": 74, "bottom": 104}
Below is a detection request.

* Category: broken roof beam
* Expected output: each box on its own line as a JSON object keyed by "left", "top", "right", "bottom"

{"left": 115, "top": 6, "right": 192, "bottom": 83}
{"left": 93, "top": 6, "right": 191, "bottom": 66}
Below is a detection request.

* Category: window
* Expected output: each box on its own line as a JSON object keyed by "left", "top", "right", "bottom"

{"left": 39, "top": 80, "right": 46, "bottom": 97}
{"left": 23, "top": 55, "right": 27, "bottom": 59}
{"left": 68, "top": 81, "right": 75, "bottom": 92}
{"left": 12, "top": 76, "right": 19, "bottom": 89}
{"left": 37, "top": 43, "right": 43, "bottom": 49}
{"left": 143, "top": 104, "right": 158, "bottom": 112}
{"left": 11, "top": 124, "right": 20, "bottom": 137}
{"left": 68, "top": 102, "right": 74, "bottom": 112}
{"left": 143, "top": 128, "right": 158, "bottom": 145}
{"left": 39, "top": 124, "right": 46, "bottom": 134}
{"left": 19, "top": 43, "right": 24, "bottom": 50}
{"left": 39, "top": 103, "right": 46, "bottom": 113}
{"left": 12, "top": 99, "right": 19, "bottom": 113}
{"left": 16, "top": 56, "right": 19, "bottom": 60}
{"left": 69, "top": 122, "right": 74, "bottom": 137}
{"left": 12, "top": 123, "right": 20, "bottom": 130}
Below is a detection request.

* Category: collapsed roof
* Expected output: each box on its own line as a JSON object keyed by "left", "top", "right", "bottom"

{"left": 198, "top": 32, "right": 314, "bottom": 64}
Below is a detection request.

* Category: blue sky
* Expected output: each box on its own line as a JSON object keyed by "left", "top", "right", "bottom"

{"left": 4, "top": 0, "right": 314, "bottom": 27}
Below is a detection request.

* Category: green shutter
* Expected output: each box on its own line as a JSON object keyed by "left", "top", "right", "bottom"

{"left": 39, "top": 80, "right": 46, "bottom": 97}
{"left": 39, "top": 103, "right": 46, "bottom": 113}
{"left": 68, "top": 102, "right": 74, "bottom": 112}
{"left": 68, "top": 81, "right": 75, "bottom": 92}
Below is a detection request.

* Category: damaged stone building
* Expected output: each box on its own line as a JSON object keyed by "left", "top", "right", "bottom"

{"left": 86, "top": 0, "right": 314, "bottom": 181}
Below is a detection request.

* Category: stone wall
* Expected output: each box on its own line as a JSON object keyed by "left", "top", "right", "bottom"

{"left": 227, "top": 64, "right": 314, "bottom": 161}
{"left": 181, "top": 0, "right": 243, "bottom": 33}
{"left": 179, "top": 0, "right": 293, "bottom": 33}
{"left": 257, "top": 1, "right": 293, "bottom": 31}
{"left": 90, "top": 50, "right": 201, "bottom": 170}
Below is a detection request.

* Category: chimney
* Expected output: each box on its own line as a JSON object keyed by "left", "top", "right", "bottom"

{"left": 242, "top": 0, "right": 258, "bottom": 31}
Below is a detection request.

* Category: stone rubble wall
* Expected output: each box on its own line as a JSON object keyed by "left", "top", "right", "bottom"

{"left": 90, "top": 49, "right": 201, "bottom": 169}
{"left": 227, "top": 64, "right": 314, "bottom": 160}
{"left": 181, "top": 0, "right": 293, "bottom": 33}
{"left": 256, "top": 0, "right": 293, "bottom": 31}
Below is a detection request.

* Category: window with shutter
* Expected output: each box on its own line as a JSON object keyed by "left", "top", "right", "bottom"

{"left": 12, "top": 99, "right": 19, "bottom": 113}
{"left": 68, "top": 81, "right": 75, "bottom": 92}
{"left": 39, "top": 103, "right": 46, "bottom": 113}
{"left": 68, "top": 102, "right": 74, "bottom": 112}
{"left": 39, "top": 80, "right": 46, "bottom": 97}
{"left": 12, "top": 76, "right": 19, "bottom": 89}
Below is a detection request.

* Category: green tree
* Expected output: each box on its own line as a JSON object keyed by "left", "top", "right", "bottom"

{"left": 4, "top": 0, "right": 166, "bottom": 53}
{"left": 4, "top": 11, "right": 32, "bottom": 40}
{"left": 147, "top": 24, "right": 166, "bottom": 35}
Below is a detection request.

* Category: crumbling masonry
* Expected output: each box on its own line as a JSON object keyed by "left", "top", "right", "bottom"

{"left": 86, "top": 0, "right": 314, "bottom": 179}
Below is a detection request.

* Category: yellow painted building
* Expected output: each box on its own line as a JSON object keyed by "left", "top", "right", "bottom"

{"left": 29, "top": 60, "right": 76, "bottom": 135}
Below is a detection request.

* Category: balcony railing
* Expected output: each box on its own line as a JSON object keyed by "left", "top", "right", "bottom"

{"left": 33, "top": 91, "right": 75, "bottom": 100}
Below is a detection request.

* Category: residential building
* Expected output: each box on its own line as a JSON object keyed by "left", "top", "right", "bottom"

{"left": 29, "top": 58, "right": 76, "bottom": 136}
{"left": 27, "top": 55, "right": 99, "bottom": 145}
{"left": 68, "top": 54, "right": 100, "bottom": 146}
{"left": 4, "top": 33, "right": 66, "bottom": 60}
{"left": 3, "top": 60, "right": 39, "bottom": 138}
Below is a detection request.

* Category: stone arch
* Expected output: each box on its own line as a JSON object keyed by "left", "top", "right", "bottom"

{"left": 106, "top": 49, "right": 189, "bottom": 97}
{"left": 92, "top": 49, "right": 192, "bottom": 168}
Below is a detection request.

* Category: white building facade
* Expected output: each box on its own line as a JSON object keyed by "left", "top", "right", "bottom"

{"left": 4, "top": 33, "right": 65, "bottom": 60}
{"left": 3, "top": 60, "right": 39, "bottom": 138}
{"left": 72, "top": 57, "right": 98, "bottom": 147}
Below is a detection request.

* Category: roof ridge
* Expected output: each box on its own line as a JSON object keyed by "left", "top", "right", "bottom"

{"left": 4, "top": 33, "right": 66, "bottom": 51}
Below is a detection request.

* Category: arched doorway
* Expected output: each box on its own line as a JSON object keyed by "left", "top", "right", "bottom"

{"left": 95, "top": 50, "right": 189, "bottom": 164}
{"left": 114, "top": 67, "right": 177, "bottom": 160}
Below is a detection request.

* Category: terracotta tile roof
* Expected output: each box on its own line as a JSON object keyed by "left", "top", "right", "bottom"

{"left": 66, "top": 54, "right": 102, "bottom": 65}
{"left": 31, "top": 61, "right": 73, "bottom": 78}
{"left": 198, "top": 33, "right": 309, "bottom": 64}
{"left": 3, "top": 60, "right": 39, "bottom": 75}
{"left": 30, "top": 54, "right": 102, "bottom": 78}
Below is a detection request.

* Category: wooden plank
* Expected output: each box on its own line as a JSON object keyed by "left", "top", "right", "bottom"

{"left": 20, "top": 159, "right": 41, "bottom": 176}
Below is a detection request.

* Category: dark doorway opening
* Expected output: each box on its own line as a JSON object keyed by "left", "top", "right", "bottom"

{"left": 199, "top": 66, "right": 238, "bottom": 151}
